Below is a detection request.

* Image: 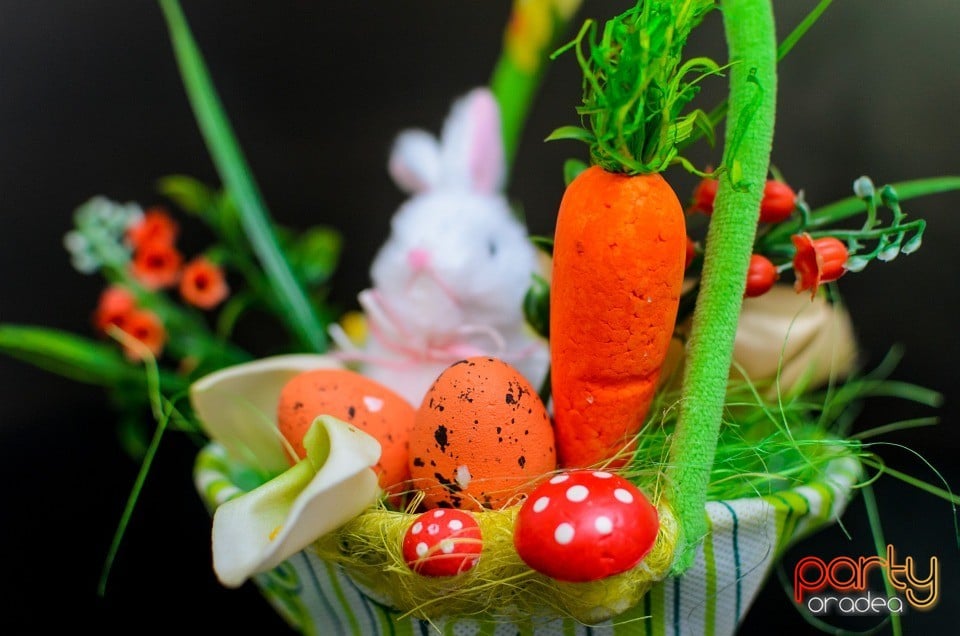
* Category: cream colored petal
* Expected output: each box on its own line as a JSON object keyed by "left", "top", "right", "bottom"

{"left": 732, "top": 285, "right": 858, "bottom": 395}
{"left": 212, "top": 415, "right": 382, "bottom": 588}
{"left": 190, "top": 354, "right": 343, "bottom": 474}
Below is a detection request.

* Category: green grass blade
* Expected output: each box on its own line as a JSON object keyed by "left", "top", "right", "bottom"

{"left": 680, "top": 0, "right": 834, "bottom": 152}
{"left": 158, "top": 0, "right": 327, "bottom": 352}
{"left": 0, "top": 324, "right": 187, "bottom": 393}
{"left": 851, "top": 417, "right": 939, "bottom": 441}
{"left": 776, "top": 0, "right": 833, "bottom": 60}
{"left": 861, "top": 457, "right": 960, "bottom": 506}
{"left": 861, "top": 485, "right": 902, "bottom": 636}
{"left": 97, "top": 350, "right": 178, "bottom": 596}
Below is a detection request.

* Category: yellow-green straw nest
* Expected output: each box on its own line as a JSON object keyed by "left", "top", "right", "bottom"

{"left": 314, "top": 498, "right": 677, "bottom": 624}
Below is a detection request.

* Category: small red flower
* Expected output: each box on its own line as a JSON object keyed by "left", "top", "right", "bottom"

{"left": 792, "top": 233, "right": 848, "bottom": 297}
{"left": 118, "top": 309, "right": 166, "bottom": 361}
{"left": 127, "top": 206, "right": 179, "bottom": 248}
{"left": 179, "top": 257, "right": 229, "bottom": 309}
{"left": 759, "top": 180, "right": 797, "bottom": 223}
{"left": 744, "top": 254, "right": 778, "bottom": 298}
{"left": 690, "top": 177, "right": 718, "bottom": 214}
{"left": 131, "top": 240, "right": 183, "bottom": 289}
{"left": 93, "top": 285, "right": 137, "bottom": 332}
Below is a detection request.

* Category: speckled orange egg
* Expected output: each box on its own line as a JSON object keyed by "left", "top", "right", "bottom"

{"left": 409, "top": 357, "right": 556, "bottom": 510}
{"left": 276, "top": 369, "right": 414, "bottom": 495}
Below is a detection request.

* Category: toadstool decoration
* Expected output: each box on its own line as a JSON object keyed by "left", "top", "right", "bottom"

{"left": 513, "top": 470, "right": 659, "bottom": 582}
{"left": 402, "top": 508, "right": 483, "bottom": 577}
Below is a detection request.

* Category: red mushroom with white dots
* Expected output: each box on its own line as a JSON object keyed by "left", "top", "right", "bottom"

{"left": 513, "top": 470, "right": 659, "bottom": 582}
{"left": 402, "top": 508, "right": 483, "bottom": 577}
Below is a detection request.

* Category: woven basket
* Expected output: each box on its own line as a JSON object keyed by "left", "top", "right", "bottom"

{"left": 195, "top": 442, "right": 859, "bottom": 636}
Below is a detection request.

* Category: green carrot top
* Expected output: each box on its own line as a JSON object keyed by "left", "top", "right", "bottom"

{"left": 550, "top": 0, "right": 719, "bottom": 175}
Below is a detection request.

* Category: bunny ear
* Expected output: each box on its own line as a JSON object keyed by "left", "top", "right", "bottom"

{"left": 388, "top": 129, "right": 442, "bottom": 194}
{"left": 439, "top": 87, "right": 505, "bottom": 194}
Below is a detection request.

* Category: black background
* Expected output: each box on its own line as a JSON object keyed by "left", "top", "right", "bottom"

{"left": 1, "top": 1, "right": 958, "bottom": 633}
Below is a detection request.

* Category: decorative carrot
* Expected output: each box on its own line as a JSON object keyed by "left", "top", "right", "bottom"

{"left": 548, "top": 1, "right": 718, "bottom": 468}
{"left": 551, "top": 168, "right": 686, "bottom": 467}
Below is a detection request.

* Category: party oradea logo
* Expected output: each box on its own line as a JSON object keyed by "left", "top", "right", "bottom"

{"left": 794, "top": 544, "right": 939, "bottom": 616}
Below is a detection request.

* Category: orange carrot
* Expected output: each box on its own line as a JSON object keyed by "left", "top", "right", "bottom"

{"left": 550, "top": 166, "right": 686, "bottom": 468}
{"left": 547, "top": 2, "right": 716, "bottom": 467}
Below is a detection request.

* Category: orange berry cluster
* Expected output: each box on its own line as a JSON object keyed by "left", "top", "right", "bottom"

{"left": 127, "top": 207, "right": 229, "bottom": 309}
{"left": 93, "top": 285, "right": 166, "bottom": 361}
{"left": 93, "top": 207, "right": 230, "bottom": 360}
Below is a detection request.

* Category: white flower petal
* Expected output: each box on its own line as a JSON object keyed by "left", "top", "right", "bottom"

{"left": 190, "top": 354, "right": 343, "bottom": 473}
{"left": 212, "top": 415, "right": 382, "bottom": 588}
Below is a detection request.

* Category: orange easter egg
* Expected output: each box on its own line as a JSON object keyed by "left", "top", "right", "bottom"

{"left": 276, "top": 369, "right": 414, "bottom": 495}
{"left": 409, "top": 357, "right": 556, "bottom": 510}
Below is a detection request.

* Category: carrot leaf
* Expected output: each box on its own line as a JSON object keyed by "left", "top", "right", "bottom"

{"left": 550, "top": 0, "right": 721, "bottom": 175}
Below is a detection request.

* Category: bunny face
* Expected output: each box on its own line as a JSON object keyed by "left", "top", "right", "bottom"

{"left": 342, "top": 86, "right": 549, "bottom": 406}
{"left": 370, "top": 187, "right": 539, "bottom": 336}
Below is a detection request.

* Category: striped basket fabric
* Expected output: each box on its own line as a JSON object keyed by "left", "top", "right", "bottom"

{"left": 195, "top": 443, "right": 860, "bottom": 636}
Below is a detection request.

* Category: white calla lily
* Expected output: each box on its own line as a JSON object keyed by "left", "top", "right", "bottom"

{"left": 190, "top": 354, "right": 343, "bottom": 473}
{"left": 212, "top": 414, "right": 382, "bottom": 588}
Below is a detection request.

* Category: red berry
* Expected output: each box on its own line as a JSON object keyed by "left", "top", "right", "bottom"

{"left": 759, "top": 180, "right": 797, "bottom": 223}
{"left": 745, "top": 254, "right": 778, "bottom": 298}
{"left": 690, "top": 177, "right": 718, "bottom": 214}
{"left": 402, "top": 509, "right": 482, "bottom": 577}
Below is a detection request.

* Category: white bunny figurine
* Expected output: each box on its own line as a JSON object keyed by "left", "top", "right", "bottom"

{"left": 331, "top": 87, "right": 549, "bottom": 407}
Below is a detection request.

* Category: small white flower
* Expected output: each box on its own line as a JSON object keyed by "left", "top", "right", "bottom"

{"left": 65, "top": 196, "right": 143, "bottom": 273}
{"left": 70, "top": 252, "right": 100, "bottom": 274}
{"left": 853, "top": 176, "right": 875, "bottom": 200}
{"left": 63, "top": 230, "right": 101, "bottom": 273}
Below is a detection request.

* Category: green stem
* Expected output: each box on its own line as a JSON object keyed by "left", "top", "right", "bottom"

{"left": 158, "top": 0, "right": 327, "bottom": 352}
{"left": 98, "top": 358, "right": 170, "bottom": 597}
{"left": 490, "top": 0, "right": 584, "bottom": 177}
{"left": 666, "top": 0, "right": 778, "bottom": 574}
